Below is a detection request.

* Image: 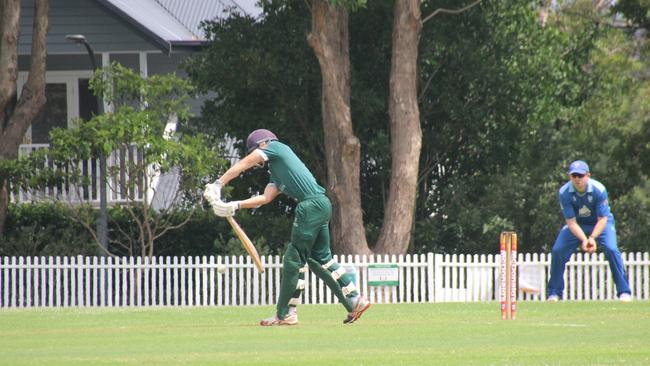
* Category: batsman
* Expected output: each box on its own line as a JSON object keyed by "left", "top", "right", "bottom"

{"left": 203, "top": 129, "right": 370, "bottom": 325}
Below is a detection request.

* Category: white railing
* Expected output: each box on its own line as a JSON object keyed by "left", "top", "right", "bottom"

{"left": 1, "top": 252, "right": 648, "bottom": 308}
{"left": 11, "top": 144, "right": 146, "bottom": 204}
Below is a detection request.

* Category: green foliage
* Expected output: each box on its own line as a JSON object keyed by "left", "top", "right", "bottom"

{"left": 612, "top": 0, "right": 650, "bottom": 28}
{"left": 185, "top": 0, "right": 397, "bottom": 239}
{"left": 2, "top": 63, "right": 229, "bottom": 257}
{"left": 0, "top": 203, "right": 99, "bottom": 256}
{"left": 153, "top": 208, "right": 292, "bottom": 257}
{"left": 51, "top": 63, "right": 221, "bottom": 193}
{"left": 614, "top": 183, "right": 650, "bottom": 252}
{"left": 4, "top": 63, "right": 224, "bottom": 201}
{"left": 185, "top": 0, "right": 324, "bottom": 182}
{"left": 413, "top": 0, "right": 587, "bottom": 252}
{"left": 184, "top": 0, "right": 331, "bottom": 237}
{"left": 0, "top": 148, "right": 70, "bottom": 195}
{"left": 91, "top": 63, "right": 196, "bottom": 128}
{"left": 97, "top": 202, "right": 291, "bottom": 257}
{"left": 558, "top": 6, "right": 650, "bottom": 252}
{"left": 8, "top": 1, "right": 650, "bottom": 257}
{"left": 185, "top": 0, "right": 650, "bottom": 254}
{"left": 0, "top": 202, "right": 292, "bottom": 257}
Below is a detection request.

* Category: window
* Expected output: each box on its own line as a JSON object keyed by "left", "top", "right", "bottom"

{"left": 18, "top": 71, "right": 95, "bottom": 144}
{"left": 78, "top": 78, "right": 99, "bottom": 121}
{"left": 31, "top": 83, "right": 67, "bottom": 144}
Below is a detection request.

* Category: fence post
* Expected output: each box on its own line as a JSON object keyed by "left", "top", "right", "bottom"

{"left": 427, "top": 253, "right": 434, "bottom": 303}
{"left": 62, "top": 257, "right": 68, "bottom": 307}
{"left": 17, "top": 256, "right": 25, "bottom": 308}
{"left": 33, "top": 256, "right": 40, "bottom": 307}
{"left": 216, "top": 255, "right": 223, "bottom": 306}
{"left": 1, "top": 257, "right": 6, "bottom": 307}
{"left": 202, "top": 255, "right": 208, "bottom": 306}
{"left": 642, "top": 252, "right": 649, "bottom": 300}
{"left": 433, "top": 254, "right": 442, "bottom": 302}
{"left": 49, "top": 256, "right": 55, "bottom": 307}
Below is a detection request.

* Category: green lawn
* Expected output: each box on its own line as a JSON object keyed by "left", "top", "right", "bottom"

{"left": 1, "top": 301, "right": 648, "bottom": 365}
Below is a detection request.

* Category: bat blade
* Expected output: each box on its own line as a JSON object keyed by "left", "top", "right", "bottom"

{"left": 225, "top": 216, "right": 264, "bottom": 273}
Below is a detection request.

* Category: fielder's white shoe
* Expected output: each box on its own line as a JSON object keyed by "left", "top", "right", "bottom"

{"left": 260, "top": 313, "right": 298, "bottom": 326}
{"left": 343, "top": 296, "right": 371, "bottom": 324}
{"left": 619, "top": 293, "right": 632, "bottom": 302}
{"left": 547, "top": 295, "right": 560, "bottom": 302}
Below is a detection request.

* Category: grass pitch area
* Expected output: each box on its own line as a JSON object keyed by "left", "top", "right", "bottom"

{"left": 1, "top": 301, "right": 648, "bottom": 365}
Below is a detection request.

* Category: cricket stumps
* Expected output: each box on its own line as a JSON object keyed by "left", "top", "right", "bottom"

{"left": 500, "top": 231, "right": 518, "bottom": 320}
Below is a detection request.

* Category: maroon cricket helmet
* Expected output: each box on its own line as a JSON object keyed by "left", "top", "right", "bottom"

{"left": 246, "top": 129, "right": 278, "bottom": 153}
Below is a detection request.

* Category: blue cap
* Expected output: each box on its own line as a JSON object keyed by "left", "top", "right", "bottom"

{"left": 568, "top": 160, "right": 589, "bottom": 175}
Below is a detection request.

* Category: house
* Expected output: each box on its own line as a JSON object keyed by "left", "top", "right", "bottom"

{"left": 15, "top": 0, "right": 258, "bottom": 206}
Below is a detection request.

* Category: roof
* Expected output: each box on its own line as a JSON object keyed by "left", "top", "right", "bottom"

{"left": 97, "top": 0, "right": 260, "bottom": 51}
{"left": 154, "top": 0, "right": 260, "bottom": 38}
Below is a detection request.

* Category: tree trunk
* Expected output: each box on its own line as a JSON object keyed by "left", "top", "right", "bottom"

{"left": 307, "top": 0, "right": 370, "bottom": 255}
{"left": 0, "top": 0, "right": 49, "bottom": 235}
{"left": 374, "top": 0, "right": 422, "bottom": 254}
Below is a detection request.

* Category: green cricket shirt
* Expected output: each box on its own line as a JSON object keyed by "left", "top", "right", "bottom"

{"left": 259, "top": 141, "right": 325, "bottom": 201}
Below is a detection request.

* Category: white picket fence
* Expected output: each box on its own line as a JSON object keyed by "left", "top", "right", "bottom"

{"left": 1, "top": 252, "right": 648, "bottom": 308}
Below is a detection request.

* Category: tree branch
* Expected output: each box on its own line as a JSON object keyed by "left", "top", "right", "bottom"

{"left": 153, "top": 207, "right": 197, "bottom": 241}
{"left": 422, "top": 0, "right": 482, "bottom": 24}
{"left": 64, "top": 204, "right": 115, "bottom": 257}
{"left": 418, "top": 69, "right": 438, "bottom": 103}
{"left": 110, "top": 223, "right": 134, "bottom": 255}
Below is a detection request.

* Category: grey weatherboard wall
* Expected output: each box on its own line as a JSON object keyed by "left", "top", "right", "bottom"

{"left": 18, "top": 0, "right": 161, "bottom": 55}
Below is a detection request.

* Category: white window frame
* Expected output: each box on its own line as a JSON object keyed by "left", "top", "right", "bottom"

{"left": 18, "top": 70, "right": 94, "bottom": 144}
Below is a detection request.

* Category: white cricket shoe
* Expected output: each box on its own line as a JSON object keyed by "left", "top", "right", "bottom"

{"left": 260, "top": 313, "right": 298, "bottom": 326}
{"left": 547, "top": 295, "right": 560, "bottom": 302}
{"left": 619, "top": 293, "right": 632, "bottom": 302}
{"left": 343, "top": 296, "right": 371, "bottom": 324}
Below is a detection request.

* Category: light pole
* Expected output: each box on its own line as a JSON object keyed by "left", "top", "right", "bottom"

{"left": 66, "top": 34, "right": 108, "bottom": 252}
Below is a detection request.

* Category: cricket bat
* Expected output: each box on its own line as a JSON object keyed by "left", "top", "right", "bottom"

{"left": 226, "top": 216, "right": 264, "bottom": 273}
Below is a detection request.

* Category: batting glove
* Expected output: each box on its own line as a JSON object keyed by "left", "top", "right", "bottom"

{"left": 203, "top": 180, "right": 223, "bottom": 204}
{"left": 212, "top": 200, "right": 240, "bottom": 217}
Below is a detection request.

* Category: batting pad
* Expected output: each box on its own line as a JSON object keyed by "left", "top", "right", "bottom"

{"left": 342, "top": 282, "right": 357, "bottom": 296}
{"left": 308, "top": 258, "right": 356, "bottom": 312}
{"left": 331, "top": 267, "right": 347, "bottom": 280}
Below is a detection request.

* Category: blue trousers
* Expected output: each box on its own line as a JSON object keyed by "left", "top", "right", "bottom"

{"left": 547, "top": 223, "right": 631, "bottom": 298}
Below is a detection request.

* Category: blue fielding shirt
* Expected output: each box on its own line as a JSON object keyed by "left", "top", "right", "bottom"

{"left": 558, "top": 178, "right": 614, "bottom": 226}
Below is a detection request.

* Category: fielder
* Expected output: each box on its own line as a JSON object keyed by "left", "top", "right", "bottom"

{"left": 547, "top": 160, "right": 632, "bottom": 302}
{"left": 204, "top": 129, "right": 370, "bottom": 325}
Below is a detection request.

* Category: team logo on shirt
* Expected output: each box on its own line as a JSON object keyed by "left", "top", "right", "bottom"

{"left": 578, "top": 205, "right": 591, "bottom": 217}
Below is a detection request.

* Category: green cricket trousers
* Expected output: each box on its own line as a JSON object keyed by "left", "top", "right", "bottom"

{"left": 276, "top": 194, "right": 358, "bottom": 319}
